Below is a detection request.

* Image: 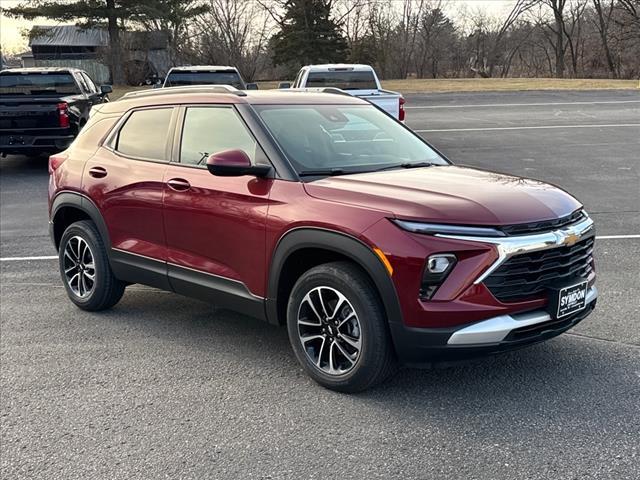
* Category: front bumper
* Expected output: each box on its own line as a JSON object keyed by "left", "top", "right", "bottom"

{"left": 390, "top": 286, "right": 597, "bottom": 366}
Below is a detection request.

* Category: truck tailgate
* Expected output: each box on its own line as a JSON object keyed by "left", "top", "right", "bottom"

{"left": 0, "top": 98, "right": 61, "bottom": 130}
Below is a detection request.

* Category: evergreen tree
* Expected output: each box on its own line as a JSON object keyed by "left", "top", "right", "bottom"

{"left": 272, "top": 0, "right": 348, "bottom": 70}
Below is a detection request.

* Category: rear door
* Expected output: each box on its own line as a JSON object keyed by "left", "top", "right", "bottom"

{"left": 83, "top": 106, "right": 176, "bottom": 288}
{"left": 162, "top": 104, "right": 273, "bottom": 302}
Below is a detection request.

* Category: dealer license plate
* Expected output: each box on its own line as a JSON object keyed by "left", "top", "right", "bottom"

{"left": 556, "top": 281, "right": 588, "bottom": 318}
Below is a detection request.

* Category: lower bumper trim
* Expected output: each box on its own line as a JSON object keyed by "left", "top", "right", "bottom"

{"left": 447, "top": 286, "right": 597, "bottom": 345}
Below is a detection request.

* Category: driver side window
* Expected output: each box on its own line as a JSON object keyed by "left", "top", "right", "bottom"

{"left": 179, "top": 106, "right": 260, "bottom": 167}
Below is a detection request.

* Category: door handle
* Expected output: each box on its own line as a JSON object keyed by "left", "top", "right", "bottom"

{"left": 167, "top": 178, "right": 191, "bottom": 191}
{"left": 88, "top": 166, "right": 107, "bottom": 178}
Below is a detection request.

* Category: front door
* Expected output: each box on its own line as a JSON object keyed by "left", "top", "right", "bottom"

{"left": 162, "top": 105, "right": 273, "bottom": 313}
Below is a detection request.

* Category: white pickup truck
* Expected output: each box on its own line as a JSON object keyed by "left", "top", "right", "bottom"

{"left": 279, "top": 64, "right": 405, "bottom": 121}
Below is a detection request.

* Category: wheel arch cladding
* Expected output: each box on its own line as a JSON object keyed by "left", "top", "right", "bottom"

{"left": 266, "top": 228, "right": 404, "bottom": 327}
{"left": 51, "top": 192, "right": 111, "bottom": 251}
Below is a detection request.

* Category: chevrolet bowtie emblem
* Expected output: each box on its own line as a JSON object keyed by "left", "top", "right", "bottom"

{"left": 561, "top": 232, "right": 581, "bottom": 247}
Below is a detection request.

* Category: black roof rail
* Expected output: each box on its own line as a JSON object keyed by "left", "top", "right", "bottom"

{"left": 281, "top": 87, "right": 352, "bottom": 97}
{"left": 121, "top": 84, "right": 247, "bottom": 100}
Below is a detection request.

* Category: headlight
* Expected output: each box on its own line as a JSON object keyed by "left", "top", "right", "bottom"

{"left": 392, "top": 219, "right": 505, "bottom": 237}
{"left": 420, "top": 254, "right": 457, "bottom": 300}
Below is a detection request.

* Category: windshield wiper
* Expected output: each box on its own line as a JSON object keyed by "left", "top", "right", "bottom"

{"left": 369, "top": 161, "right": 436, "bottom": 173}
{"left": 298, "top": 168, "right": 346, "bottom": 177}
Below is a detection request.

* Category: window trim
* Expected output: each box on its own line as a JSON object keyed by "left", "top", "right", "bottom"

{"left": 104, "top": 105, "right": 177, "bottom": 164}
{"left": 172, "top": 103, "right": 274, "bottom": 171}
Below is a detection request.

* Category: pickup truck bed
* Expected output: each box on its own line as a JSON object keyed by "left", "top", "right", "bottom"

{"left": 0, "top": 67, "right": 109, "bottom": 157}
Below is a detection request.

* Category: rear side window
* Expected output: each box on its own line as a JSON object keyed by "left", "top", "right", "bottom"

{"left": 116, "top": 108, "right": 173, "bottom": 160}
{"left": 179, "top": 106, "right": 259, "bottom": 166}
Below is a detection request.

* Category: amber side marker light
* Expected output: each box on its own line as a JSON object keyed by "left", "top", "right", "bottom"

{"left": 373, "top": 247, "right": 393, "bottom": 276}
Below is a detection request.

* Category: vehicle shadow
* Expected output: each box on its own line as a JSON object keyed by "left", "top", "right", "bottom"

{"left": 102, "top": 288, "right": 637, "bottom": 437}
{"left": 0, "top": 154, "right": 50, "bottom": 174}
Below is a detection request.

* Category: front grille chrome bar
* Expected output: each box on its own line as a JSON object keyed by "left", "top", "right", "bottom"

{"left": 436, "top": 214, "right": 595, "bottom": 285}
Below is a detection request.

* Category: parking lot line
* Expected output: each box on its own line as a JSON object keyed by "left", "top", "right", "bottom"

{"left": 1, "top": 256, "right": 58, "bottom": 261}
{"left": 1, "top": 234, "right": 639, "bottom": 262}
{"left": 406, "top": 100, "right": 640, "bottom": 109}
{"left": 414, "top": 124, "right": 640, "bottom": 133}
{"left": 596, "top": 234, "right": 640, "bottom": 239}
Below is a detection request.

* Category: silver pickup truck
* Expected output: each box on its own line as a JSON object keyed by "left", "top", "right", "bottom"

{"left": 279, "top": 64, "right": 405, "bottom": 121}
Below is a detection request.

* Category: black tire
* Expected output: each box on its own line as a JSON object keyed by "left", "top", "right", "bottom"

{"left": 58, "top": 220, "right": 125, "bottom": 311}
{"left": 287, "top": 261, "right": 397, "bottom": 393}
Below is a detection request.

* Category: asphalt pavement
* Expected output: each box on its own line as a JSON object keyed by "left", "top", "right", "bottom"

{"left": 1, "top": 89, "right": 639, "bottom": 479}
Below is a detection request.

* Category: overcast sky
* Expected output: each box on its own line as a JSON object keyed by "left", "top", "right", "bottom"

{"left": 1, "top": 0, "right": 517, "bottom": 55}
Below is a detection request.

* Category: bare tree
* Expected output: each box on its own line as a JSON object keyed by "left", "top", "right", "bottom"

{"left": 563, "top": 0, "right": 588, "bottom": 76}
{"left": 395, "top": 0, "right": 427, "bottom": 78}
{"left": 592, "top": 0, "right": 618, "bottom": 77}
{"left": 193, "top": 0, "right": 273, "bottom": 81}
{"left": 542, "top": 0, "right": 569, "bottom": 78}
{"left": 465, "top": 0, "right": 537, "bottom": 77}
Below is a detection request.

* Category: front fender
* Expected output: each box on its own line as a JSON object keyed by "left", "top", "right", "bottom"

{"left": 266, "top": 227, "right": 403, "bottom": 326}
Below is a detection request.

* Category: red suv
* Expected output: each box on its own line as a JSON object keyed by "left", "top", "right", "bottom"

{"left": 48, "top": 86, "right": 597, "bottom": 392}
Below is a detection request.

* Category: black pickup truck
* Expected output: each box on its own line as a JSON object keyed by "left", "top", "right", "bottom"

{"left": 0, "top": 67, "right": 112, "bottom": 157}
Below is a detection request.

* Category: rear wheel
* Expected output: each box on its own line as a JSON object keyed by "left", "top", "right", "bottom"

{"left": 287, "top": 261, "right": 397, "bottom": 393}
{"left": 59, "top": 220, "right": 125, "bottom": 311}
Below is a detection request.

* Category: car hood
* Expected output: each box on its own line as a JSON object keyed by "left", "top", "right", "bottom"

{"left": 304, "top": 166, "right": 582, "bottom": 226}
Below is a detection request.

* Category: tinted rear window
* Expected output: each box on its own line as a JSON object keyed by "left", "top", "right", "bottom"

{"left": 0, "top": 73, "right": 80, "bottom": 95}
{"left": 306, "top": 71, "right": 377, "bottom": 90}
{"left": 116, "top": 108, "right": 173, "bottom": 160}
{"left": 165, "top": 71, "right": 244, "bottom": 88}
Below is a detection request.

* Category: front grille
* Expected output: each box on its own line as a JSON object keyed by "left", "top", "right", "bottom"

{"left": 500, "top": 210, "right": 586, "bottom": 236}
{"left": 484, "top": 237, "right": 594, "bottom": 303}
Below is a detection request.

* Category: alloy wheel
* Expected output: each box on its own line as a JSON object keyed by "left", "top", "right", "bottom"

{"left": 63, "top": 235, "right": 96, "bottom": 298}
{"left": 297, "top": 286, "right": 362, "bottom": 375}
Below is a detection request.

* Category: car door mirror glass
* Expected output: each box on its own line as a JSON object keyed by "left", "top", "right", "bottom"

{"left": 278, "top": 82, "right": 291, "bottom": 89}
{"left": 100, "top": 84, "right": 113, "bottom": 94}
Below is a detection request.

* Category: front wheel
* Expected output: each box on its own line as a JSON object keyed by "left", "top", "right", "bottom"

{"left": 287, "top": 261, "right": 397, "bottom": 393}
{"left": 59, "top": 220, "right": 125, "bottom": 311}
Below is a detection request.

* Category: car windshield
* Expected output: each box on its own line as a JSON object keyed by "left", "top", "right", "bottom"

{"left": 255, "top": 104, "right": 448, "bottom": 177}
{"left": 0, "top": 73, "right": 80, "bottom": 95}
{"left": 165, "top": 71, "right": 244, "bottom": 88}
{"left": 306, "top": 71, "right": 377, "bottom": 90}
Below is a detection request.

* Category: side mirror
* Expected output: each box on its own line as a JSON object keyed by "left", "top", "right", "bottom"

{"left": 278, "top": 82, "right": 291, "bottom": 89}
{"left": 100, "top": 84, "right": 113, "bottom": 94}
{"left": 206, "top": 149, "right": 272, "bottom": 178}
{"left": 245, "top": 83, "right": 258, "bottom": 90}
